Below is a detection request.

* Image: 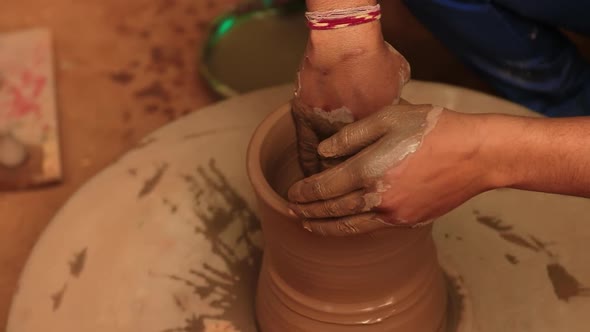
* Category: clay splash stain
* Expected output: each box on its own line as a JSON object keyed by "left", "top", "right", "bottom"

{"left": 445, "top": 274, "right": 466, "bottom": 332}
{"left": 505, "top": 254, "right": 519, "bottom": 265}
{"left": 163, "top": 159, "right": 262, "bottom": 332}
{"left": 547, "top": 263, "right": 590, "bottom": 302}
{"left": 134, "top": 81, "right": 171, "bottom": 102}
{"left": 163, "top": 198, "right": 178, "bottom": 214}
{"left": 499, "top": 232, "right": 540, "bottom": 252}
{"left": 162, "top": 314, "right": 203, "bottom": 332}
{"left": 50, "top": 284, "right": 67, "bottom": 311}
{"left": 172, "top": 294, "right": 186, "bottom": 312}
{"left": 138, "top": 163, "right": 168, "bottom": 198}
{"left": 69, "top": 248, "right": 88, "bottom": 278}
{"left": 530, "top": 235, "right": 555, "bottom": 256}
{"left": 110, "top": 71, "right": 134, "bottom": 84}
{"left": 476, "top": 215, "right": 513, "bottom": 232}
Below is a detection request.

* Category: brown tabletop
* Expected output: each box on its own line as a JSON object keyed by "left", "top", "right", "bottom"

{"left": 0, "top": 0, "right": 242, "bottom": 329}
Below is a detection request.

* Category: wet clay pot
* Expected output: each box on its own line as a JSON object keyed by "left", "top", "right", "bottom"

{"left": 247, "top": 104, "right": 448, "bottom": 331}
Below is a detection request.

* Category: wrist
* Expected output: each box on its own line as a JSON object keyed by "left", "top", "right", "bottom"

{"left": 305, "top": 0, "right": 384, "bottom": 66}
{"left": 477, "top": 114, "right": 528, "bottom": 190}
{"left": 306, "top": 23, "right": 385, "bottom": 69}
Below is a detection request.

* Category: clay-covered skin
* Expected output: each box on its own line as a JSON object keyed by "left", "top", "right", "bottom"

{"left": 248, "top": 106, "right": 448, "bottom": 332}
{"left": 289, "top": 104, "right": 443, "bottom": 234}
{"left": 292, "top": 40, "right": 410, "bottom": 176}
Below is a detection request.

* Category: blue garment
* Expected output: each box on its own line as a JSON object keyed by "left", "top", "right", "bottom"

{"left": 403, "top": 0, "right": 590, "bottom": 116}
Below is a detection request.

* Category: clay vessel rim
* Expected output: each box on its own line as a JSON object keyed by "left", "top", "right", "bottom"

{"left": 246, "top": 103, "right": 292, "bottom": 218}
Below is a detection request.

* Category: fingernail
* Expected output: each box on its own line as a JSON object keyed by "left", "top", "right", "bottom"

{"left": 317, "top": 141, "right": 333, "bottom": 158}
{"left": 288, "top": 208, "right": 297, "bottom": 217}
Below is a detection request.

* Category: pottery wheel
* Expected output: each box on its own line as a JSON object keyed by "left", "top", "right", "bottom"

{"left": 7, "top": 82, "right": 590, "bottom": 332}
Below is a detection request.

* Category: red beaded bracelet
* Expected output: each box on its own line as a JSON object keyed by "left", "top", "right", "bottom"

{"left": 305, "top": 4, "right": 381, "bottom": 30}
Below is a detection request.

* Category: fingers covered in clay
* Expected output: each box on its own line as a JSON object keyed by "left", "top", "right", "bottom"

{"left": 289, "top": 104, "right": 445, "bottom": 233}
{"left": 301, "top": 213, "right": 393, "bottom": 237}
{"left": 289, "top": 189, "right": 373, "bottom": 218}
{"left": 291, "top": 98, "right": 354, "bottom": 176}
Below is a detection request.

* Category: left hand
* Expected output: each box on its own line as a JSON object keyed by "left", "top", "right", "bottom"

{"left": 288, "top": 104, "right": 496, "bottom": 236}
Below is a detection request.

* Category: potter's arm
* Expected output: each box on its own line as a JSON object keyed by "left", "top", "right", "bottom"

{"left": 293, "top": 0, "right": 410, "bottom": 175}
{"left": 478, "top": 115, "right": 590, "bottom": 197}
{"left": 288, "top": 104, "right": 590, "bottom": 236}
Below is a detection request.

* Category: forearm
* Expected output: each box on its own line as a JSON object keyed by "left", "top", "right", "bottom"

{"left": 483, "top": 115, "right": 590, "bottom": 197}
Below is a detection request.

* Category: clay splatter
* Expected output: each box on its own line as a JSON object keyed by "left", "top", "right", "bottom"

{"left": 149, "top": 46, "right": 184, "bottom": 72}
{"left": 50, "top": 284, "right": 67, "bottom": 311}
{"left": 474, "top": 212, "right": 555, "bottom": 256}
{"left": 476, "top": 214, "right": 513, "bottom": 232}
{"left": 134, "top": 81, "right": 171, "bottom": 101}
{"left": 163, "top": 159, "right": 262, "bottom": 331}
{"left": 138, "top": 163, "right": 169, "bottom": 198}
{"left": 173, "top": 294, "right": 186, "bottom": 312}
{"left": 110, "top": 71, "right": 134, "bottom": 84}
{"left": 69, "top": 248, "right": 88, "bottom": 278}
{"left": 530, "top": 235, "right": 555, "bottom": 256}
{"left": 444, "top": 274, "right": 466, "bottom": 332}
{"left": 163, "top": 198, "right": 178, "bottom": 214}
{"left": 500, "top": 232, "right": 540, "bottom": 252}
{"left": 546, "top": 263, "right": 590, "bottom": 302}
{"left": 505, "top": 254, "right": 519, "bottom": 265}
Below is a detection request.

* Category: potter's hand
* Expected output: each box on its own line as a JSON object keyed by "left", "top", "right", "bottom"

{"left": 292, "top": 18, "right": 410, "bottom": 176}
{"left": 288, "top": 104, "right": 489, "bottom": 236}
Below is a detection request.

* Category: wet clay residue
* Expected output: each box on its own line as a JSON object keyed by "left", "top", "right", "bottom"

{"left": 499, "top": 232, "right": 540, "bottom": 252}
{"left": 505, "top": 254, "right": 519, "bottom": 265}
{"left": 546, "top": 263, "right": 590, "bottom": 302}
{"left": 138, "top": 163, "right": 168, "bottom": 198}
{"left": 161, "top": 159, "right": 262, "bottom": 332}
{"left": 50, "top": 284, "right": 67, "bottom": 312}
{"left": 172, "top": 294, "right": 187, "bottom": 312}
{"left": 474, "top": 211, "right": 554, "bottom": 255}
{"left": 476, "top": 214, "right": 513, "bottom": 232}
{"left": 444, "top": 274, "right": 467, "bottom": 332}
{"left": 475, "top": 211, "right": 590, "bottom": 302}
{"left": 69, "top": 248, "right": 88, "bottom": 278}
{"left": 162, "top": 198, "right": 178, "bottom": 214}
